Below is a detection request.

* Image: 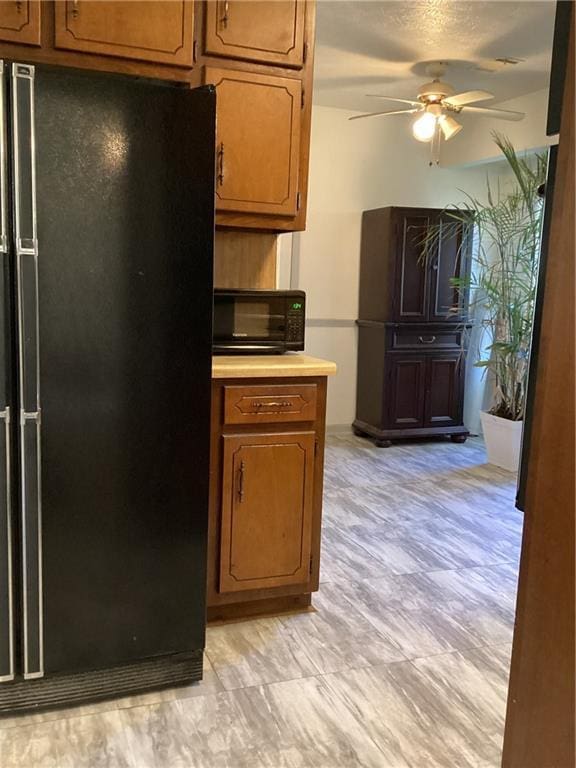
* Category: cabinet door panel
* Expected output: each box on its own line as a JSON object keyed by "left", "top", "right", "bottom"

{"left": 0, "top": 0, "right": 40, "bottom": 46}
{"left": 206, "top": 67, "right": 301, "bottom": 216}
{"left": 424, "top": 354, "right": 462, "bottom": 427}
{"left": 395, "top": 213, "right": 429, "bottom": 322}
{"left": 220, "top": 432, "right": 315, "bottom": 593}
{"left": 429, "top": 220, "right": 470, "bottom": 321}
{"left": 205, "top": 1, "right": 305, "bottom": 68}
{"left": 54, "top": 1, "right": 194, "bottom": 66}
{"left": 387, "top": 355, "right": 426, "bottom": 428}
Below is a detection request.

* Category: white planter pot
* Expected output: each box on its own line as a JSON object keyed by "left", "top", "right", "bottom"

{"left": 480, "top": 411, "right": 523, "bottom": 473}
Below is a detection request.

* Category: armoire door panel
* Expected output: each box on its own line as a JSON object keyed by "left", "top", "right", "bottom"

{"left": 205, "top": 1, "right": 306, "bottom": 68}
{"left": 387, "top": 356, "right": 426, "bottom": 428}
{"left": 54, "top": 1, "right": 195, "bottom": 66}
{"left": 396, "top": 214, "right": 429, "bottom": 322}
{"left": 429, "top": 220, "right": 468, "bottom": 321}
{"left": 206, "top": 67, "right": 301, "bottom": 216}
{"left": 425, "top": 354, "right": 461, "bottom": 426}
{"left": 0, "top": 1, "right": 41, "bottom": 46}
{"left": 220, "top": 431, "right": 315, "bottom": 593}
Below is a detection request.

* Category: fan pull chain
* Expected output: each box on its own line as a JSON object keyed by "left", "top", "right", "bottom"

{"left": 429, "top": 122, "right": 441, "bottom": 167}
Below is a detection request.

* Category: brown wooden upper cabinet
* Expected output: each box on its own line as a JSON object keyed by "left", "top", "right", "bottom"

{"left": 204, "top": 0, "right": 306, "bottom": 68}
{"left": 206, "top": 67, "right": 301, "bottom": 217}
{"left": 54, "top": 1, "right": 195, "bottom": 66}
{"left": 0, "top": 0, "right": 41, "bottom": 46}
{"left": 219, "top": 431, "right": 315, "bottom": 593}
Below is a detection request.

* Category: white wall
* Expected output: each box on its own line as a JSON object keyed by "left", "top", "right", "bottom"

{"left": 287, "top": 104, "right": 530, "bottom": 429}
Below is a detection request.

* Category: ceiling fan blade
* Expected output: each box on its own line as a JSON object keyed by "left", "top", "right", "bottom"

{"left": 349, "top": 108, "right": 419, "bottom": 122}
{"left": 365, "top": 94, "right": 421, "bottom": 106}
{"left": 444, "top": 90, "right": 494, "bottom": 106}
{"left": 459, "top": 105, "right": 525, "bottom": 121}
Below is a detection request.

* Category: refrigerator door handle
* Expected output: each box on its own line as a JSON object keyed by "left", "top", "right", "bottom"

{"left": 0, "top": 407, "right": 14, "bottom": 683}
{"left": 11, "top": 62, "right": 44, "bottom": 680}
{"left": 0, "top": 61, "right": 15, "bottom": 684}
{"left": 0, "top": 61, "right": 7, "bottom": 256}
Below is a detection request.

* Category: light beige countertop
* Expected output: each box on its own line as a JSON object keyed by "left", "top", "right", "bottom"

{"left": 212, "top": 353, "right": 337, "bottom": 379}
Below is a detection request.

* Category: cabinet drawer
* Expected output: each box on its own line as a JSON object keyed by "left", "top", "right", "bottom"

{"left": 389, "top": 328, "right": 464, "bottom": 350}
{"left": 224, "top": 384, "right": 317, "bottom": 424}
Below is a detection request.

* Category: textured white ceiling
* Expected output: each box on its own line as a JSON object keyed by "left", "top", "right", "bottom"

{"left": 313, "top": 1, "right": 555, "bottom": 112}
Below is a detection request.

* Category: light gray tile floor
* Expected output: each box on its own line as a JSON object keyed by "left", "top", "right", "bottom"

{"left": 1, "top": 435, "right": 521, "bottom": 767}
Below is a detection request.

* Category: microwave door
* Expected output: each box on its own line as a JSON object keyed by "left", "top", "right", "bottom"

{"left": 213, "top": 297, "right": 286, "bottom": 346}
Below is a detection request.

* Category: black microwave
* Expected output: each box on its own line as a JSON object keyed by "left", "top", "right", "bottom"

{"left": 213, "top": 289, "right": 306, "bottom": 354}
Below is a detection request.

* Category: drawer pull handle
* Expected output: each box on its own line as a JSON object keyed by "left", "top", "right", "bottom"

{"left": 220, "top": 0, "right": 230, "bottom": 28}
{"left": 252, "top": 400, "right": 292, "bottom": 409}
{"left": 71, "top": 0, "right": 79, "bottom": 18}
{"left": 418, "top": 336, "right": 437, "bottom": 344}
{"left": 237, "top": 460, "right": 245, "bottom": 503}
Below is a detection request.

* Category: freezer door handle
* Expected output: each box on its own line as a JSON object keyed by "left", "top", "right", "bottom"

{"left": 11, "top": 62, "right": 44, "bottom": 680}
{"left": 0, "top": 62, "right": 14, "bottom": 684}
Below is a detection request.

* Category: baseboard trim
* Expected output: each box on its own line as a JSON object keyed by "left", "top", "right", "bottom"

{"left": 326, "top": 424, "right": 354, "bottom": 434}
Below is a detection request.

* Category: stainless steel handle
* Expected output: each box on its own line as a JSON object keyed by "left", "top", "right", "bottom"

{"left": 0, "top": 406, "right": 14, "bottom": 683}
{"left": 238, "top": 460, "right": 245, "bottom": 503}
{"left": 220, "top": 0, "right": 229, "bottom": 27}
{"left": 217, "top": 142, "right": 225, "bottom": 187}
{"left": 12, "top": 62, "right": 43, "bottom": 681}
{"left": 0, "top": 62, "right": 7, "bottom": 256}
{"left": 0, "top": 64, "right": 13, "bottom": 684}
{"left": 418, "top": 335, "right": 437, "bottom": 344}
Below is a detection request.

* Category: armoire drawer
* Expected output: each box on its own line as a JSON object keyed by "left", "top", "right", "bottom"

{"left": 223, "top": 383, "right": 317, "bottom": 425}
{"left": 388, "top": 327, "right": 465, "bottom": 351}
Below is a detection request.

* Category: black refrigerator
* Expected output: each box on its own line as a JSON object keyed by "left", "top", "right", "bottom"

{"left": 0, "top": 60, "right": 215, "bottom": 714}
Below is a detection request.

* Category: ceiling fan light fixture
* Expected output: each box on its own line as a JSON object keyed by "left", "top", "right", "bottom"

{"left": 412, "top": 111, "right": 437, "bottom": 142}
{"left": 439, "top": 114, "right": 463, "bottom": 140}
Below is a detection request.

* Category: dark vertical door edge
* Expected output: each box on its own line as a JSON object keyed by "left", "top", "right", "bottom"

{"left": 516, "top": 146, "right": 558, "bottom": 511}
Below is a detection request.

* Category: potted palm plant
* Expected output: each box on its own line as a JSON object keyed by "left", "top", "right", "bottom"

{"left": 425, "top": 133, "right": 546, "bottom": 471}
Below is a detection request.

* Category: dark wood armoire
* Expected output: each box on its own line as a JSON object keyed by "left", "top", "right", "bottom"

{"left": 353, "top": 206, "right": 472, "bottom": 446}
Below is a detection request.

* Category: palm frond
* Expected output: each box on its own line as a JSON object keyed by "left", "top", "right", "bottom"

{"left": 421, "top": 136, "right": 546, "bottom": 420}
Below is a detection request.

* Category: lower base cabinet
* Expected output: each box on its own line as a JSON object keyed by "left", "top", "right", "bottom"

{"left": 354, "top": 322, "right": 469, "bottom": 445}
{"left": 208, "top": 376, "right": 327, "bottom": 621}
{"left": 220, "top": 431, "right": 315, "bottom": 593}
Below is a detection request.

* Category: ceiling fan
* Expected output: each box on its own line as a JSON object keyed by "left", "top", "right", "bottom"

{"left": 350, "top": 63, "right": 525, "bottom": 162}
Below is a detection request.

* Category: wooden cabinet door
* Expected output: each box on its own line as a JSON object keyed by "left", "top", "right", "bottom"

{"left": 428, "top": 220, "right": 470, "bottom": 322}
{"left": 220, "top": 431, "right": 315, "bottom": 593}
{"left": 424, "top": 353, "right": 463, "bottom": 427}
{"left": 54, "top": 1, "right": 194, "bottom": 66}
{"left": 205, "top": 1, "right": 306, "bottom": 68}
{"left": 394, "top": 212, "right": 430, "bottom": 323}
{"left": 386, "top": 355, "right": 426, "bottom": 429}
{"left": 206, "top": 67, "right": 301, "bottom": 216}
{"left": 0, "top": 0, "right": 40, "bottom": 46}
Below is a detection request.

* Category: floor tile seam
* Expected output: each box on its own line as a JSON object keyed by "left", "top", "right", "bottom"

{"left": 399, "top": 637, "right": 513, "bottom": 667}
{"left": 276, "top": 611, "right": 413, "bottom": 667}
{"left": 324, "top": 531, "right": 516, "bottom": 580}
